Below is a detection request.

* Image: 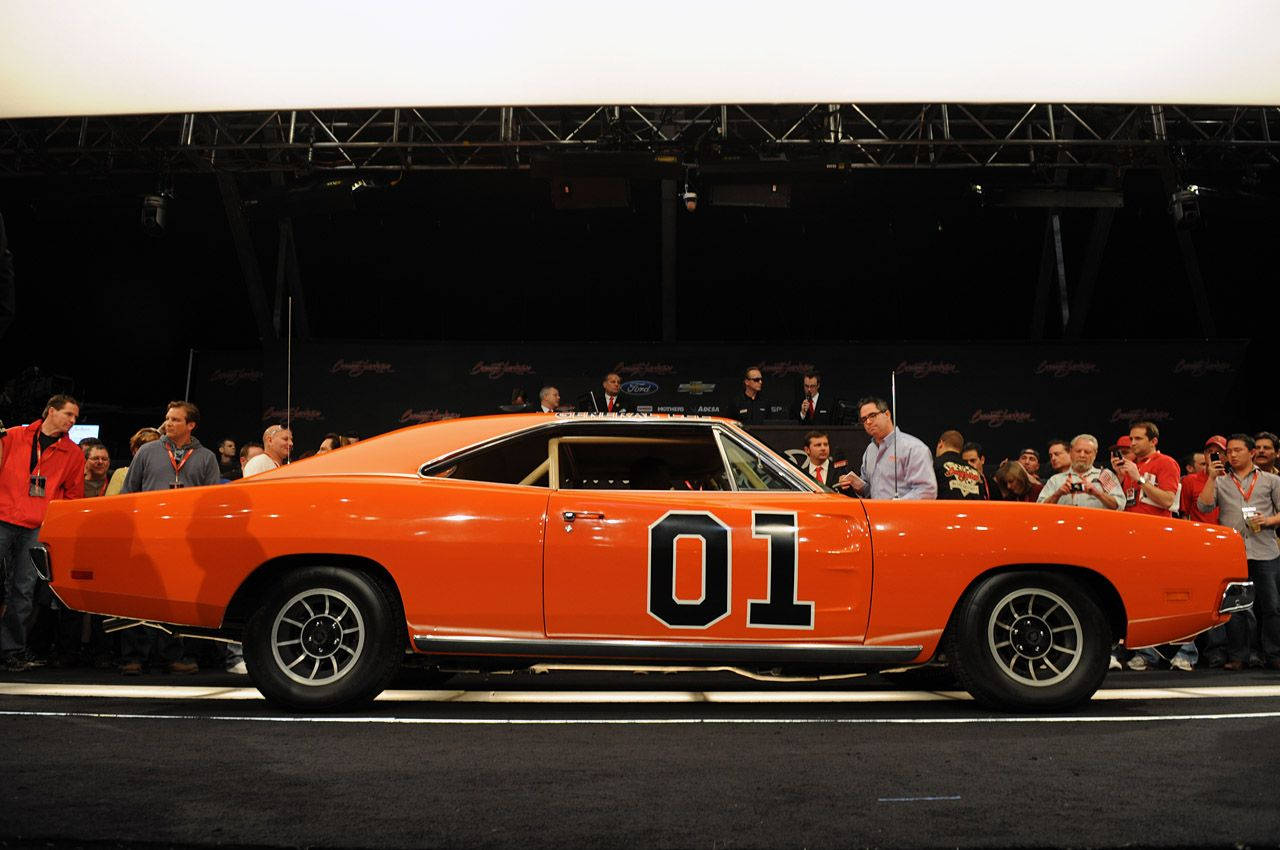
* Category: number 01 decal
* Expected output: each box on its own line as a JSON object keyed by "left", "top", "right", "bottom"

{"left": 647, "top": 511, "right": 814, "bottom": 630}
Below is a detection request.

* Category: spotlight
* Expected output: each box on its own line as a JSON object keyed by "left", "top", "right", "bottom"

{"left": 141, "top": 191, "right": 172, "bottom": 236}
{"left": 1170, "top": 186, "right": 1202, "bottom": 230}
{"left": 682, "top": 190, "right": 698, "bottom": 212}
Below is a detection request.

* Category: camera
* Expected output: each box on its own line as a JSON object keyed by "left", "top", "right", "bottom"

{"left": 1209, "top": 450, "right": 1222, "bottom": 464}
{"left": 681, "top": 191, "right": 698, "bottom": 212}
{"left": 1070, "top": 481, "right": 1084, "bottom": 493}
{"left": 1110, "top": 448, "right": 1123, "bottom": 462}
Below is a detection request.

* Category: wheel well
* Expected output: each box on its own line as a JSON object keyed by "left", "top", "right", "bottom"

{"left": 220, "top": 554, "right": 404, "bottom": 637}
{"left": 943, "top": 564, "right": 1127, "bottom": 647}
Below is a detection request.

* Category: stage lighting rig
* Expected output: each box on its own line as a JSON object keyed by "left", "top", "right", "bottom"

{"left": 1170, "top": 184, "right": 1202, "bottom": 229}
{"left": 140, "top": 188, "right": 173, "bottom": 236}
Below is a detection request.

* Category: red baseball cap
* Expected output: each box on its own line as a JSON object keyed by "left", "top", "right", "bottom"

{"left": 1112, "top": 436, "right": 1132, "bottom": 449}
{"left": 1203, "top": 435, "right": 1228, "bottom": 451}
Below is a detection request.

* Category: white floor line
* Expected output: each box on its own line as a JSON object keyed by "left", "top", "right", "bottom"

{"left": 1, "top": 682, "right": 1280, "bottom": 703}
{"left": 3, "top": 708, "right": 1280, "bottom": 725}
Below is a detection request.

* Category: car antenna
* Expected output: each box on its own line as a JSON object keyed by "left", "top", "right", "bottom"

{"left": 891, "top": 368, "right": 898, "bottom": 499}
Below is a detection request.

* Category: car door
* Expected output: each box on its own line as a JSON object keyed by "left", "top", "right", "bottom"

{"left": 543, "top": 427, "right": 873, "bottom": 643}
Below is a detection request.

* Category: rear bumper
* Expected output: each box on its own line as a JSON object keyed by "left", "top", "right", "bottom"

{"left": 1220, "top": 581, "right": 1254, "bottom": 614}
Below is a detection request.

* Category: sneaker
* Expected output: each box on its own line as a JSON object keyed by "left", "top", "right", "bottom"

{"left": 1170, "top": 655, "right": 1194, "bottom": 672}
{"left": 226, "top": 660, "right": 247, "bottom": 675}
{"left": 1108, "top": 655, "right": 1123, "bottom": 671}
{"left": 1223, "top": 660, "right": 1244, "bottom": 671}
{"left": 166, "top": 660, "right": 199, "bottom": 675}
{"left": 1127, "top": 655, "right": 1151, "bottom": 671}
{"left": 119, "top": 661, "right": 143, "bottom": 675}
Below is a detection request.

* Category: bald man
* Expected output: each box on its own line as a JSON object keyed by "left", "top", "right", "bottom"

{"left": 242, "top": 425, "right": 293, "bottom": 477}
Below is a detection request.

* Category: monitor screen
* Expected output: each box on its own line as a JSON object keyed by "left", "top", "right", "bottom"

{"left": 68, "top": 424, "right": 100, "bottom": 445}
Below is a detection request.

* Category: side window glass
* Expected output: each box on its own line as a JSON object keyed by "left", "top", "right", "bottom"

{"left": 424, "top": 429, "right": 552, "bottom": 487}
{"left": 557, "top": 428, "right": 731, "bottom": 491}
{"left": 719, "top": 435, "right": 803, "bottom": 492}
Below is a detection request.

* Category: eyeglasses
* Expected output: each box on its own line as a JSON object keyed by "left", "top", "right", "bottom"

{"left": 746, "top": 376, "right": 762, "bottom": 382}
{"left": 859, "top": 410, "right": 886, "bottom": 424}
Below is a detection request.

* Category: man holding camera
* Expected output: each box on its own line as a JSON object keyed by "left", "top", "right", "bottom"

{"left": 1112, "top": 421, "right": 1179, "bottom": 516}
{"left": 1036, "top": 434, "right": 1124, "bottom": 510}
{"left": 1199, "top": 433, "right": 1280, "bottom": 671}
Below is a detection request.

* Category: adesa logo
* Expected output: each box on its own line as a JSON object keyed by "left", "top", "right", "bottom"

{"left": 621, "top": 380, "right": 659, "bottom": 395}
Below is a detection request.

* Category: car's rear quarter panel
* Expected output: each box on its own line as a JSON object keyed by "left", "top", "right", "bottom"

{"left": 862, "top": 500, "right": 1246, "bottom": 656}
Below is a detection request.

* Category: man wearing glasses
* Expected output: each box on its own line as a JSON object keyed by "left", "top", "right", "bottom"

{"left": 732, "top": 366, "right": 769, "bottom": 425}
{"left": 837, "top": 397, "right": 937, "bottom": 500}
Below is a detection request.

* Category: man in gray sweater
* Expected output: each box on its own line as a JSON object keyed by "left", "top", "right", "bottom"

{"left": 118, "top": 400, "right": 219, "bottom": 674}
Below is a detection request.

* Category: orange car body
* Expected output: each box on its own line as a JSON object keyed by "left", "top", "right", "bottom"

{"left": 41, "top": 414, "right": 1247, "bottom": 665}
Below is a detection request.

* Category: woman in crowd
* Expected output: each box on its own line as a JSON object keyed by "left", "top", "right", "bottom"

{"left": 103, "top": 427, "right": 162, "bottom": 496}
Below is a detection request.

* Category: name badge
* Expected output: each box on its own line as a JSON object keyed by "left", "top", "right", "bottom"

{"left": 28, "top": 474, "right": 46, "bottom": 499}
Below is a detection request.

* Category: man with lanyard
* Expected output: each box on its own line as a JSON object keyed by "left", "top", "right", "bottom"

{"left": 839, "top": 396, "right": 937, "bottom": 500}
{"left": 1200, "top": 433, "right": 1280, "bottom": 671}
{"left": 1113, "top": 420, "right": 1193, "bottom": 670}
{"left": 119, "top": 401, "right": 219, "bottom": 675}
{"left": 0, "top": 395, "right": 84, "bottom": 672}
{"left": 1037, "top": 434, "right": 1124, "bottom": 510}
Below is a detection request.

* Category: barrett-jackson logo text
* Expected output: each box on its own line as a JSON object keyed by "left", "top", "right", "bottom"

{"left": 209, "top": 369, "right": 263, "bottom": 386}
{"left": 970, "top": 409, "right": 1035, "bottom": 428}
{"left": 1111, "top": 408, "right": 1171, "bottom": 423}
{"left": 331, "top": 359, "right": 394, "bottom": 377}
{"left": 612, "top": 361, "right": 675, "bottom": 376}
{"left": 1035, "top": 360, "right": 1099, "bottom": 378}
{"left": 399, "top": 408, "right": 460, "bottom": 423}
{"left": 761, "top": 361, "right": 815, "bottom": 377}
{"left": 262, "top": 406, "right": 324, "bottom": 422}
{"left": 897, "top": 360, "right": 959, "bottom": 379}
{"left": 1173, "top": 359, "right": 1233, "bottom": 377}
{"left": 471, "top": 361, "right": 535, "bottom": 380}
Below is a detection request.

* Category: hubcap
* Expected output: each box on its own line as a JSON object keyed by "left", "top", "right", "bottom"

{"left": 270, "top": 588, "right": 366, "bottom": 687}
{"left": 987, "top": 588, "right": 1083, "bottom": 687}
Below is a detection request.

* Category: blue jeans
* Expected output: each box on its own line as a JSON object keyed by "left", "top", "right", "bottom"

{"left": 1136, "top": 642, "right": 1199, "bottom": 667}
{"left": 0, "top": 521, "right": 44, "bottom": 657}
{"left": 1251, "top": 556, "right": 1280, "bottom": 661}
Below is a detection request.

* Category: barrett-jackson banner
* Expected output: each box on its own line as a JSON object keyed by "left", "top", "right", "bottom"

{"left": 193, "top": 341, "right": 1248, "bottom": 466}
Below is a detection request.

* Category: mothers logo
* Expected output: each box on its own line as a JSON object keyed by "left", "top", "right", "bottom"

{"left": 896, "top": 360, "right": 958, "bottom": 379}
{"left": 969, "top": 409, "right": 1035, "bottom": 428}
{"left": 1035, "top": 360, "right": 1099, "bottom": 378}
{"left": 399, "top": 409, "right": 460, "bottom": 423}
{"left": 331, "top": 359, "right": 394, "bottom": 377}
{"left": 209, "top": 369, "right": 263, "bottom": 386}
{"left": 471, "top": 361, "right": 534, "bottom": 380}
{"left": 620, "top": 380, "right": 659, "bottom": 395}
{"left": 1173, "top": 359, "right": 1232, "bottom": 377}
{"left": 613, "top": 362, "right": 675, "bottom": 376}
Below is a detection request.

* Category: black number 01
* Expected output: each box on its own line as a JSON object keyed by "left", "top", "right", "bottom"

{"left": 647, "top": 511, "right": 814, "bottom": 630}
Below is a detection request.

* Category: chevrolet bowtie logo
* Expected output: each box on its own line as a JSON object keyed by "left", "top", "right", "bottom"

{"left": 678, "top": 381, "right": 716, "bottom": 395}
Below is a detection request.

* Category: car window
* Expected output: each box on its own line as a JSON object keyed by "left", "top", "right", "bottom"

{"left": 556, "top": 433, "right": 731, "bottom": 491}
{"left": 425, "top": 428, "right": 554, "bottom": 487}
{"left": 718, "top": 434, "right": 805, "bottom": 491}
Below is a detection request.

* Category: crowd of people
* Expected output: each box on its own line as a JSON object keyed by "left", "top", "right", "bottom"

{"left": 0, "top": 376, "right": 1277, "bottom": 678}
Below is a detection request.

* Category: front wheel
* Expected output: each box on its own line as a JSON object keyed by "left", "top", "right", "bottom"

{"left": 945, "top": 572, "right": 1110, "bottom": 711}
{"left": 245, "top": 566, "right": 405, "bottom": 711}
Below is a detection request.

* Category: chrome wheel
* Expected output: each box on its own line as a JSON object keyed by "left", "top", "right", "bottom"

{"left": 270, "top": 588, "right": 365, "bottom": 687}
{"left": 986, "top": 587, "right": 1082, "bottom": 687}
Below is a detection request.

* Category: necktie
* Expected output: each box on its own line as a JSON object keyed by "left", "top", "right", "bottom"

{"left": 607, "top": 396, "right": 614, "bottom": 412}
{"left": 815, "top": 465, "right": 824, "bottom": 484}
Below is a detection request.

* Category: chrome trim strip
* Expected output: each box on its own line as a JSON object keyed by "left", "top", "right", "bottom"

{"left": 1220, "top": 581, "right": 1255, "bottom": 614}
{"left": 29, "top": 544, "right": 51, "bottom": 581}
{"left": 413, "top": 634, "right": 922, "bottom": 665}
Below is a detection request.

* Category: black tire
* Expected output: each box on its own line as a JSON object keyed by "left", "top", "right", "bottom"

{"left": 945, "top": 571, "right": 1110, "bottom": 711}
{"left": 244, "top": 566, "right": 405, "bottom": 711}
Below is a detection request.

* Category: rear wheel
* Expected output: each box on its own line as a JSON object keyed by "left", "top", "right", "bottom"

{"left": 945, "top": 571, "right": 1110, "bottom": 711}
{"left": 245, "top": 566, "right": 405, "bottom": 711}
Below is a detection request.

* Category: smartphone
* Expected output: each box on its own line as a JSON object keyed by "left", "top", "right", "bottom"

{"left": 1110, "top": 448, "right": 1123, "bottom": 462}
{"left": 1209, "top": 451, "right": 1222, "bottom": 464}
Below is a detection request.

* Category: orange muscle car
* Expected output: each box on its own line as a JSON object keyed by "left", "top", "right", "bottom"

{"left": 36, "top": 414, "right": 1252, "bottom": 711}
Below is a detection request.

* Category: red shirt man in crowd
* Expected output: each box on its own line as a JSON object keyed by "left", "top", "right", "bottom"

{"left": 1180, "top": 436, "right": 1226, "bottom": 523}
{"left": 1112, "top": 421, "right": 1180, "bottom": 516}
{"left": 0, "top": 395, "right": 84, "bottom": 671}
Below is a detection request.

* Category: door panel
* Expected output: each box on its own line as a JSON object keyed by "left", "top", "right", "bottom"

{"left": 544, "top": 491, "right": 872, "bottom": 642}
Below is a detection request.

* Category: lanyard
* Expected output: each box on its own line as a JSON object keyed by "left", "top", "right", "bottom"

{"left": 165, "top": 443, "right": 193, "bottom": 483}
{"left": 1230, "top": 469, "right": 1258, "bottom": 502}
{"left": 32, "top": 443, "right": 55, "bottom": 477}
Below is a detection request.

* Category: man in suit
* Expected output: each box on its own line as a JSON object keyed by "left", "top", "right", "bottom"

{"left": 801, "top": 430, "right": 854, "bottom": 495}
{"left": 794, "top": 371, "right": 835, "bottom": 425}
{"left": 592, "top": 372, "right": 625, "bottom": 413}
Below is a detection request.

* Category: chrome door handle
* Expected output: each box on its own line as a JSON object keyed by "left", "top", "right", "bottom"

{"left": 562, "top": 510, "right": 606, "bottom": 522}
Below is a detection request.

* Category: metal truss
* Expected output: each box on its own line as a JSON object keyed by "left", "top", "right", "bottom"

{"left": 2, "top": 104, "right": 1278, "bottom": 176}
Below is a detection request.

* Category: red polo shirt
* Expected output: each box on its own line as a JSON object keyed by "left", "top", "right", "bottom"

{"left": 1179, "top": 472, "right": 1219, "bottom": 523}
{"left": 1123, "top": 450, "right": 1180, "bottom": 518}
{"left": 0, "top": 420, "right": 85, "bottom": 528}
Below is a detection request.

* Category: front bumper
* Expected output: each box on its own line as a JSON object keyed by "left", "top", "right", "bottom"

{"left": 1220, "top": 581, "right": 1255, "bottom": 614}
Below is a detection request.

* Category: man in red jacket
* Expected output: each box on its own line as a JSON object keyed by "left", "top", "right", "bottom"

{"left": 0, "top": 395, "right": 84, "bottom": 671}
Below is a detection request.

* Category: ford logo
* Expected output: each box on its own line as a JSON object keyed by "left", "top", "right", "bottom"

{"left": 621, "top": 380, "right": 659, "bottom": 395}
